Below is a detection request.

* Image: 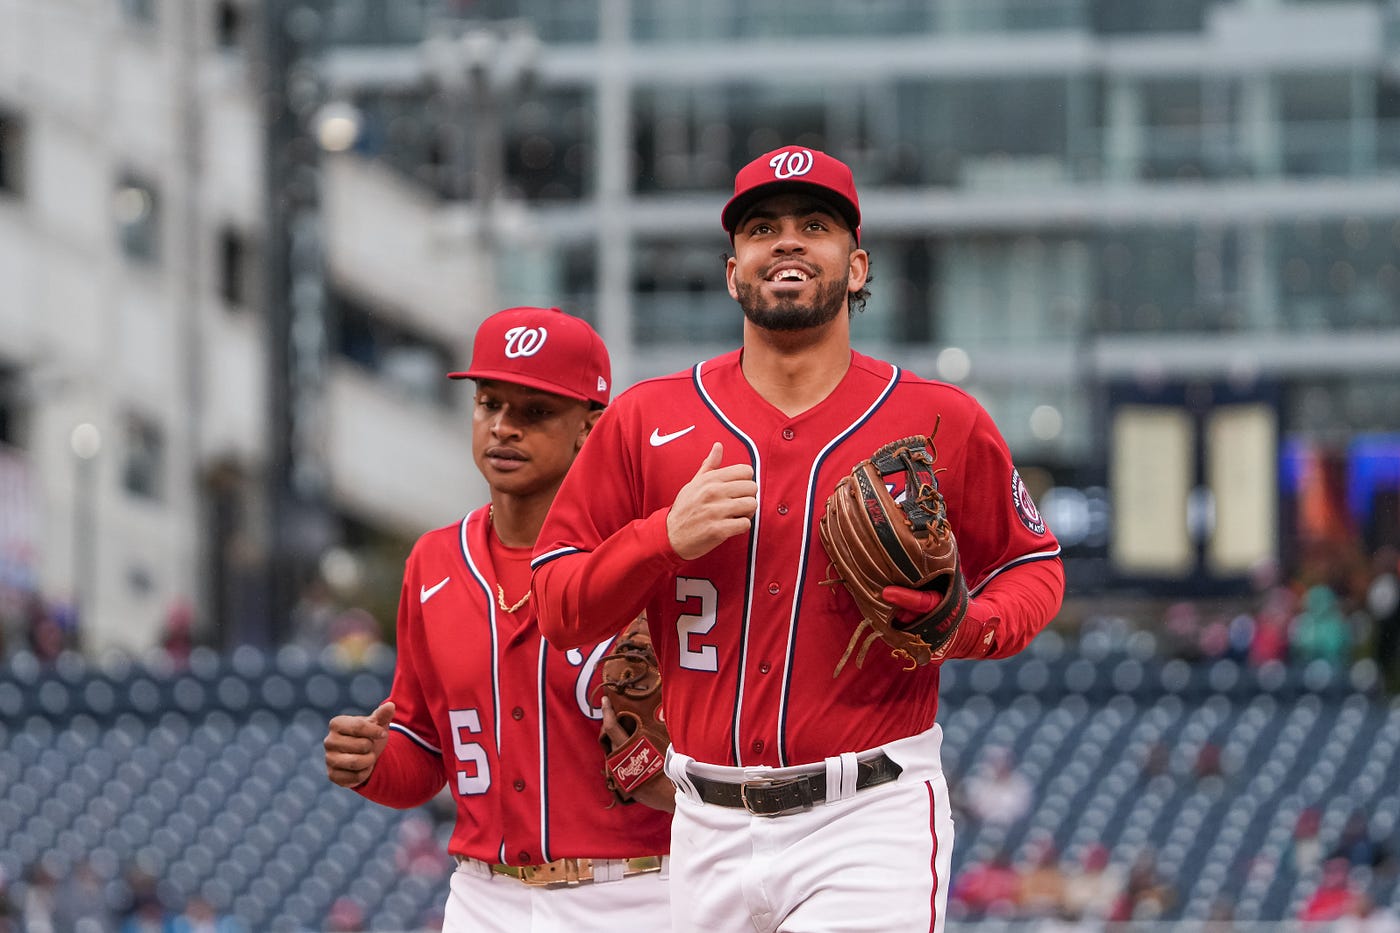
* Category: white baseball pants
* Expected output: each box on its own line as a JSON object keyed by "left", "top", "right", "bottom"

{"left": 664, "top": 723, "right": 954, "bottom": 933}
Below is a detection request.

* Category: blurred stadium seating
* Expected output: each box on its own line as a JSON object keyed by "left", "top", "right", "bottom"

{"left": 2, "top": 634, "right": 1396, "bottom": 930}
{"left": 1, "top": 644, "right": 450, "bottom": 932}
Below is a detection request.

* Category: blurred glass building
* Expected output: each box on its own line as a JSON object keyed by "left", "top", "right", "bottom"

{"left": 1, "top": 0, "right": 1398, "bottom": 650}
{"left": 318, "top": 0, "right": 1400, "bottom": 600}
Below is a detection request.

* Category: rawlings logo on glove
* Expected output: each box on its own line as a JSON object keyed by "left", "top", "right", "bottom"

{"left": 594, "top": 613, "right": 672, "bottom": 806}
{"left": 819, "top": 427, "right": 969, "bottom": 677}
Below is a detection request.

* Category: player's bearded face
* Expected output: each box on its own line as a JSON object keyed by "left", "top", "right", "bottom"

{"left": 735, "top": 273, "right": 849, "bottom": 332}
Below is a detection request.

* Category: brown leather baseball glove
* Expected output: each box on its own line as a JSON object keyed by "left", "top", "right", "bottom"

{"left": 819, "top": 430, "right": 969, "bottom": 676}
{"left": 594, "top": 613, "right": 671, "bottom": 807}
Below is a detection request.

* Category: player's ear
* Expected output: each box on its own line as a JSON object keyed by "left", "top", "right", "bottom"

{"left": 847, "top": 247, "right": 869, "bottom": 292}
{"left": 726, "top": 256, "right": 739, "bottom": 300}
{"left": 577, "top": 407, "right": 603, "bottom": 450}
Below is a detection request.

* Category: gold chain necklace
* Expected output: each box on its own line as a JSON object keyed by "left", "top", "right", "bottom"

{"left": 489, "top": 505, "right": 532, "bottom": 613}
{"left": 496, "top": 584, "right": 531, "bottom": 614}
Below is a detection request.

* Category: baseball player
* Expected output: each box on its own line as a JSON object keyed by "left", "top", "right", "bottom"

{"left": 532, "top": 148, "right": 1064, "bottom": 932}
{"left": 323, "top": 307, "right": 672, "bottom": 933}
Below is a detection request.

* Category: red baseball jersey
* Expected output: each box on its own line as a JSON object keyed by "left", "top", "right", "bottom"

{"left": 534, "top": 349, "right": 1063, "bottom": 768}
{"left": 355, "top": 506, "right": 671, "bottom": 866}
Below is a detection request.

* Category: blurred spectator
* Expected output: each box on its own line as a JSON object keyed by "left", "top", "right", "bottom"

{"left": 1224, "top": 612, "right": 1255, "bottom": 662}
{"left": 1110, "top": 849, "right": 1175, "bottom": 921}
{"left": 169, "top": 895, "right": 245, "bottom": 933}
{"left": 1138, "top": 740, "right": 1171, "bottom": 785}
{"left": 118, "top": 869, "right": 171, "bottom": 933}
{"left": 1204, "top": 895, "right": 1236, "bottom": 933}
{"left": 1018, "top": 835, "right": 1068, "bottom": 919}
{"left": 289, "top": 574, "right": 385, "bottom": 666}
{"left": 1293, "top": 584, "right": 1351, "bottom": 666}
{"left": 963, "top": 746, "right": 1033, "bottom": 827}
{"left": 325, "top": 607, "right": 383, "bottom": 667}
{"left": 1062, "top": 845, "right": 1123, "bottom": 922}
{"left": 326, "top": 897, "right": 365, "bottom": 932}
{"left": 1338, "top": 892, "right": 1400, "bottom": 933}
{"left": 19, "top": 862, "right": 57, "bottom": 933}
{"left": 0, "top": 867, "right": 15, "bottom": 933}
{"left": 25, "top": 592, "right": 71, "bottom": 664}
{"left": 0, "top": 588, "right": 16, "bottom": 659}
{"left": 289, "top": 578, "right": 339, "bottom": 651}
{"left": 1161, "top": 601, "right": 1206, "bottom": 661}
{"left": 1300, "top": 858, "right": 1359, "bottom": 922}
{"left": 160, "top": 599, "right": 195, "bottom": 669}
{"left": 395, "top": 812, "right": 447, "bottom": 877}
{"left": 1249, "top": 586, "right": 1296, "bottom": 666}
{"left": 1249, "top": 555, "right": 1283, "bottom": 594}
{"left": 54, "top": 857, "right": 116, "bottom": 933}
{"left": 1196, "top": 611, "right": 1236, "bottom": 660}
{"left": 1329, "top": 809, "right": 1395, "bottom": 872}
{"left": 1193, "top": 740, "right": 1227, "bottom": 793}
{"left": 416, "top": 906, "right": 446, "bottom": 933}
{"left": 950, "top": 850, "right": 1021, "bottom": 917}
{"left": 1193, "top": 741, "right": 1222, "bottom": 778}
{"left": 1290, "top": 807, "right": 1325, "bottom": 873}
{"left": 1366, "top": 546, "right": 1400, "bottom": 692}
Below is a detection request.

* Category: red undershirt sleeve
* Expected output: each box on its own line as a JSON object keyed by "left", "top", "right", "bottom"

{"left": 941, "top": 557, "right": 1065, "bottom": 661}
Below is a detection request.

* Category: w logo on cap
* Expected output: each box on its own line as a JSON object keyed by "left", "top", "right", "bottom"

{"left": 504, "top": 325, "right": 548, "bottom": 358}
{"left": 769, "top": 148, "right": 814, "bottom": 179}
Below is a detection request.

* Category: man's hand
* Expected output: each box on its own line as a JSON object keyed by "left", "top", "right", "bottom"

{"left": 882, "top": 585, "right": 943, "bottom": 625}
{"left": 666, "top": 443, "right": 758, "bottom": 560}
{"left": 884, "top": 587, "right": 998, "bottom": 661}
{"left": 601, "top": 696, "right": 675, "bottom": 813}
{"left": 324, "top": 701, "right": 395, "bottom": 788}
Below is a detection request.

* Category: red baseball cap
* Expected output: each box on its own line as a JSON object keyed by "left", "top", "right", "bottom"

{"left": 721, "top": 146, "right": 862, "bottom": 244}
{"left": 448, "top": 306, "right": 611, "bottom": 407}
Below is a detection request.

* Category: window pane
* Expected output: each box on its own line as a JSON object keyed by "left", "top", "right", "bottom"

{"left": 123, "top": 416, "right": 165, "bottom": 501}
{"left": 115, "top": 177, "right": 160, "bottom": 264}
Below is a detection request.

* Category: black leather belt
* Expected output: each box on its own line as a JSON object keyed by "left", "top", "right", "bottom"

{"left": 687, "top": 752, "right": 903, "bottom": 817}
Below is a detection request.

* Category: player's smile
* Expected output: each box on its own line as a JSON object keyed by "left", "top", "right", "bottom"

{"left": 762, "top": 260, "right": 817, "bottom": 293}
{"left": 765, "top": 261, "right": 814, "bottom": 282}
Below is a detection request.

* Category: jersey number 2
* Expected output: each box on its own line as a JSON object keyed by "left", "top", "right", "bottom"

{"left": 448, "top": 708, "right": 491, "bottom": 795}
{"left": 676, "top": 577, "right": 718, "bottom": 672}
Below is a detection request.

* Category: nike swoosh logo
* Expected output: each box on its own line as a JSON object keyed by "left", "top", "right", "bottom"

{"left": 649, "top": 425, "right": 695, "bottom": 447}
{"left": 420, "top": 577, "right": 450, "bottom": 603}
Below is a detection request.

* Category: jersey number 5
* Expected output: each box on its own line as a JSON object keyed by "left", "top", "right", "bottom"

{"left": 448, "top": 708, "right": 491, "bottom": 795}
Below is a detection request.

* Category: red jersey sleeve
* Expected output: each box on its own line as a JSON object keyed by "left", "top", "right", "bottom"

{"left": 937, "top": 403, "right": 1064, "bottom": 660}
{"left": 533, "top": 402, "right": 688, "bottom": 648}
{"left": 355, "top": 731, "right": 445, "bottom": 809}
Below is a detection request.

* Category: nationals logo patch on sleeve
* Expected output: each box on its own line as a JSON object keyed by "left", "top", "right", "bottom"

{"left": 1012, "top": 468, "right": 1046, "bottom": 535}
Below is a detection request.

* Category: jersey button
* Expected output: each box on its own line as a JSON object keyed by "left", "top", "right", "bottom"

{"left": 513, "top": 779, "right": 526, "bottom": 792}
{"left": 768, "top": 583, "right": 780, "bottom": 595}
{"left": 511, "top": 707, "right": 524, "bottom": 720}
{"left": 751, "top": 740, "right": 764, "bottom": 754}
{"left": 782, "top": 428, "right": 795, "bottom": 440}
{"left": 758, "top": 661, "right": 771, "bottom": 674}
{"left": 519, "top": 850, "right": 532, "bottom": 863}
{"left": 776, "top": 503, "right": 789, "bottom": 515}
